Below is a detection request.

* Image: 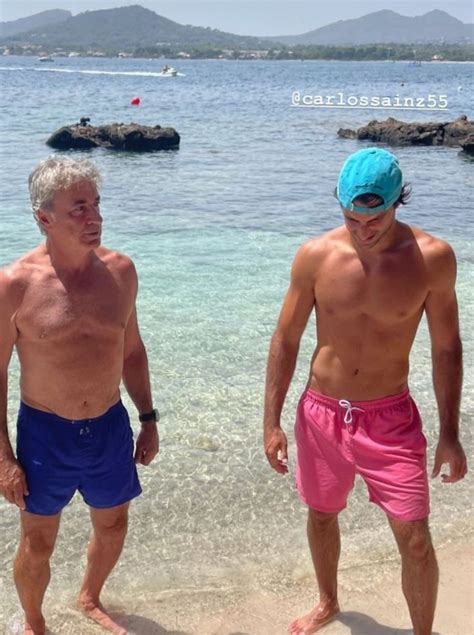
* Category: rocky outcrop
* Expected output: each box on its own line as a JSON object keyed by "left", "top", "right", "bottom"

{"left": 337, "top": 115, "right": 474, "bottom": 152}
{"left": 459, "top": 134, "right": 474, "bottom": 155}
{"left": 46, "top": 121, "right": 180, "bottom": 151}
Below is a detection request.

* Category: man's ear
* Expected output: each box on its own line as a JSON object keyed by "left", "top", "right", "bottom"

{"left": 36, "top": 209, "right": 52, "bottom": 232}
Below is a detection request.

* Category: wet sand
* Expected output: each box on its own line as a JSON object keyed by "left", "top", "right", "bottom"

{"left": 5, "top": 538, "right": 472, "bottom": 634}
{"left": 121, "top": 539, "right": 473, "bottom": 634}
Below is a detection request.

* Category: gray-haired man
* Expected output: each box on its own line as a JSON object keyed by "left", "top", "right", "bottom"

{"left": 0, "top": 157, "right": 159, "bottom": 635}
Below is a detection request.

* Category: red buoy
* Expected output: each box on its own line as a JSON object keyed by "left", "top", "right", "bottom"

{"left": 130, "top": 96, "right": 141, "bottom": 106}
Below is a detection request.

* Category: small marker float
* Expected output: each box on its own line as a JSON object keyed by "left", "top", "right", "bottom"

{"left": 130, "top": 96, "right": 141, "bottom": 106}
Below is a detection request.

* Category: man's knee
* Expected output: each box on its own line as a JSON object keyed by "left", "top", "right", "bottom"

{"left": 19, "top": 530, "right": 56, "bottom": 566}
{"left": 391, "top": 518, "right": 435, "bottom": 562}
{"left": 308, "top": 507, "right": 339, "bottom": 531}
{"left": 93, "top": 510, "right": 128, "bottom": 542}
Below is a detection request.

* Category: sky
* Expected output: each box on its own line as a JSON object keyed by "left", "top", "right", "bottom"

{"left": 0, "top": 1, "right": 472, "bottom": 36}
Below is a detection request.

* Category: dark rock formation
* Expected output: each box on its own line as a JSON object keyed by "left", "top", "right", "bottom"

{"left": 47, "top": 122, "right": 180, "bottom": 151}
{"left": 459, "top": 134, "right": 474, "bottom": 155}
{"left": 337, "top": 115, "right": 474, "bottom": 152}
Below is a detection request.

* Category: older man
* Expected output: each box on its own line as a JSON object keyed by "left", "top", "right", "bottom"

{"left": 264, "top": 148, "right": 467, "bottom": 635}
{"left": 0, "top": 157, "right": 159, "bottom": 635}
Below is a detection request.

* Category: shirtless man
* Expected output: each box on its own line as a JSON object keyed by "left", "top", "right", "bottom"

{"left": 0, "top": 157, "right": 159, "bottom": 635}
{"left": 263, "top": 148, "right": 467, "bottom": 635}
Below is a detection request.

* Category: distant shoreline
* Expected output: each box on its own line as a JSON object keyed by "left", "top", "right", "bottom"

{"left": 2, "top": 40, "right": 473, "bottom": 63}
{"left": 2, "top": 54, "right": 474, "bottom": 64}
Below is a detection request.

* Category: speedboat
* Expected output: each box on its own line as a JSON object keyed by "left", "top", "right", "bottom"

{"left": 159, "top": 65, "right": 178, "bottom": 76}
{"left": 39, "top": 56, "right": 54, "bottom": 62}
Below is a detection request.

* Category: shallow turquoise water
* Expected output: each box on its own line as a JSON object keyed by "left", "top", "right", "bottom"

{"left": 0, "top": 57, "right": 472, "bottom": 631}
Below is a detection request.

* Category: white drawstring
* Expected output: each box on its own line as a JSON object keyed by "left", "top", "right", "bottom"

{"left": 338, "top": 399, "right": 365, "bottom": 424}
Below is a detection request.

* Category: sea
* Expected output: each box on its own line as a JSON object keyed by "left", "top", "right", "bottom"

{"left": 0, "top": 56, "right": 472, "bottom": 634}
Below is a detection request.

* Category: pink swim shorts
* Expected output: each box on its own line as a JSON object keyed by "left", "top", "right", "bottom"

{"left": 295, "top": 389, "right": 429, "bottom": 521}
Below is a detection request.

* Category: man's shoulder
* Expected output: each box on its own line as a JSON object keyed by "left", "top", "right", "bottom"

{"left": 402, "top": 224, "right": 456, "bottom": 287}
{"left": 404, "top": 224, "right": 455, "bottom": 262}
{"left": 97, "top": 247, "right": 135, "bottom": 270}
{"left": 296, "top": 228, "right": 346, "bottom": 262}
{"left": 0, "top": 246, "right": 46, "bottom": 292}
{"left": 0, "top": 259, "right": 31, "bottom": 310}
{"left": 97, "top": 247, "right": 137, "bottom": 286}
{"left": 291, "top": 230, "right": 345, "bottom": 283}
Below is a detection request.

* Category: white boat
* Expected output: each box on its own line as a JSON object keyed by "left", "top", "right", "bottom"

{"left": 159, "top": 65, "right": 178, "bottom": 76}
{"left": 39, "top": 56, "right": 54, "bottom": 62}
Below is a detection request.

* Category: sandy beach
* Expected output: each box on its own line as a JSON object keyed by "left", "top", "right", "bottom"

{"left": 36, "top": 537, "right": 470, "bottom": 635}
{"left": 133, "top": 540, "right": 473, "bottom": 635}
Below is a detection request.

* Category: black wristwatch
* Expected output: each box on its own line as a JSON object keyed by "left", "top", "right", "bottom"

{"left": 139, "top": 408, "right": 159, "bottom": 424}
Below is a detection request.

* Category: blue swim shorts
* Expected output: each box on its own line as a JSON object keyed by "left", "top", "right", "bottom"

{"left": 16, "top": 400, "right": 142, "bottom": 515}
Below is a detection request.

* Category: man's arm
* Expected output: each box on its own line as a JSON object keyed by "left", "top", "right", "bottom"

{"left": 264, "top": 242, "right": 317, "bottom": 474}
{"left": 122, "top": 263, "right": 159, "bottom": 466}
{"left": 424, "top": 241, "right": 467, "bottom": 483}
{"left": 0, "top": 269, "right": 29, "bottom": 508}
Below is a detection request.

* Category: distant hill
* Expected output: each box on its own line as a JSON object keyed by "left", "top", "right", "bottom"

{"left": 0, "top": 9, "right": 71, "bottom": 38}
{"left": 273, "top": 10, "right": 473, "bottom": 45}
{"left": 0, "top": 4, "right": 268, "bottom": 50}
{"left": 1, "top": 6, "right": 471, "bottom": 54}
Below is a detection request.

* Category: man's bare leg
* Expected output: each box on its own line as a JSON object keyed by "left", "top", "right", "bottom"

{"left": 14, "top": 511, "right": 61, "bottom": 635}
{"left": 389, "top": 517, "right": 438, "bottom": 635}
{"left": 289, "top": 509, "right": 340, "bottom": 634}
{"left": 77, "top": 502, "right": 130, "bottom": 635}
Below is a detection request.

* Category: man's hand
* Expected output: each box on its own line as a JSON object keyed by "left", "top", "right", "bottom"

{"left": 264, "top": 426, "right": 289, "bottom": 474}
{"left": 134, "top": 424, "right": 159, "bottom": 466}
{"left": 432, "top": 436, "right": 467, "bottom": 483}
{"left": 0, "top": 456, "right": 29, "bottom": 509}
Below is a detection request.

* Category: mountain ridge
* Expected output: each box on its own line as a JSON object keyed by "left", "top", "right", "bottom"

{"left": 271, "top": 9, "right": 473, "bottom": 45}
{"left": 0, "top": 9, "right": 71, "bottom": 38}
{"left": 0, "top": 5, "right": 269, "bottom": 50}
{"left": 1, "top": 5, "right": 472, "bottom": 51}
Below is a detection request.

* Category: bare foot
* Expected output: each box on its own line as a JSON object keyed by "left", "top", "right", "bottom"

{"left": 77, "top": 596, "right": 128, "bottom": 635}
{"left": 288, "top": 600, "right": 340, "bottom": 634}
{"left": 24, "top": 617, "right": 46, "bottom": 635}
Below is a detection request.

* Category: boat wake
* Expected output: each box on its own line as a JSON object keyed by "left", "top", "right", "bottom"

{"left": 0, "top": 66, "right": 185, "bottom": 78}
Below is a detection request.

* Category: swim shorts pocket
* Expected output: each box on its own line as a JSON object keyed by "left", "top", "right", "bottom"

{"left": 366, "top": 398, "right": 427, "bottom": 453}
{"left": 16, "top": 409, "right": 50, "bottom": 467}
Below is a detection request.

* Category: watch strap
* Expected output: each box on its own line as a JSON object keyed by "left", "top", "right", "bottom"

{"left": 139, "top": 408, "right": 159, "bottom": 423}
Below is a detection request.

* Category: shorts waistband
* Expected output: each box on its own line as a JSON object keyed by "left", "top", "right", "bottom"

{"left": 19, "top": 400, "right": 124, "bottom": 425}
{"left": 302, "top": 388, "right": 410, "bottom": 411}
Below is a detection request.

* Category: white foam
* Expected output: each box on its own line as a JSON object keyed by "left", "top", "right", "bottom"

{"left": 0, "top": 66, "right": 183, "bottom": 78}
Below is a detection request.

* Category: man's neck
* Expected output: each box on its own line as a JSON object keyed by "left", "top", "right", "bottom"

{"left": 45, "top": 239, "right": 97, "bottom": 275}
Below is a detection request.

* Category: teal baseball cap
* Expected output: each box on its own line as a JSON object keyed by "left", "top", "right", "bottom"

{"left": 337, "top": 147, "right": 403, "bottom": 213}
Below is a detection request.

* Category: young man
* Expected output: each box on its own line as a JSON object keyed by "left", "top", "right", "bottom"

{"left": 0, "top": 157, "right": 159, "bottom": 635}
{"left": 263, "top": 148, "right": 467, "bottom": 635}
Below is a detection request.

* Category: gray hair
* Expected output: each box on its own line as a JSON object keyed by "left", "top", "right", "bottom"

{"left": 28, "top": 156, "right": 102, "bottom": 234}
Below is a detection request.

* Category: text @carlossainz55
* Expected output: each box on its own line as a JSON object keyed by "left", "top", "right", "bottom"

{"left": 291, "top": 91, "right": 449, "bottom": 110}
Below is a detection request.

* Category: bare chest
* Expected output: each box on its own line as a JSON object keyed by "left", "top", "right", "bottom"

{"left": 315, "top": 256, "right": 428, "bottom": 322}
{"left": 16, "top": 274, "right": 130, "bottom": 342}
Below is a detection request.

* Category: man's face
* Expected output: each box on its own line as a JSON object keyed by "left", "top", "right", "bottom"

{"left": 343, "top": 206, "right": 396, "bottom": 249}
{"left": 40, "top": 180, "right": 102, "bottom": 248}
